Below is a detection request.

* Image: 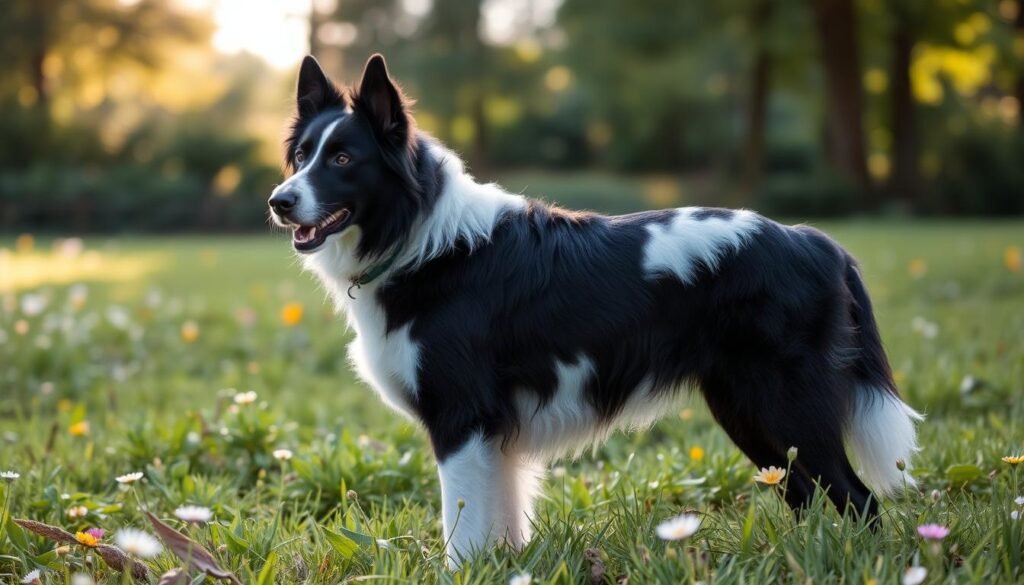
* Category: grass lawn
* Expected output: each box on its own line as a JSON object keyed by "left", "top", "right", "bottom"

{"left": 1, "top": 221, "right": 1023, "bottom": 584}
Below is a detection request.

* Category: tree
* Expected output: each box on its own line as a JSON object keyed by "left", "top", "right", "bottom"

{"left": 809, "top": 0, "right": 871, "bottom": 200}
{"left": 0, "top": 0, "right": 206, "bottom": 109}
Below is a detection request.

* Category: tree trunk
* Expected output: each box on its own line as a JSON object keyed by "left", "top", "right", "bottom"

{"left": 742, "top": 0, "right": 775, "bottom": 195}
{"left": 1016, "top": 0, "right": 1024, "bottom": 134}
{"left": 308, "top": 0, "right": 321, "bottom": 58}
{"left": 889, "top": 22, "right": 918, "bottom": 210}
{"left": 810, "top": 0, "right": 871, "bottom": 205}
{"left": 29, "top": 0, "right": 49, "bottom": 106}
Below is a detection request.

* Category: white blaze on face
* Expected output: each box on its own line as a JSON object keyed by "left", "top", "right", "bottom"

{"left": 642, "top": 208, "right": 761, "bottom": 283}
{"left": 271, "top": 117, "right": 344, "bottom": 225}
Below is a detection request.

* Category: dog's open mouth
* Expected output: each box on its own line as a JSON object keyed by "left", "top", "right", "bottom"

{"left": 292, "top": 208, "right": 353, "bottom": 252}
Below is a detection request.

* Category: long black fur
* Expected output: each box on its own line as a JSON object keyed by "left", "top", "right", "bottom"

{"left": 275, "top": 54, "right": 909, "bottom": 520}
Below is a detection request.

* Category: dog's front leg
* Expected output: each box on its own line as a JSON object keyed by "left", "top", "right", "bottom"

{"left": 436, "top": 433, "right": 539, "bottom": 568}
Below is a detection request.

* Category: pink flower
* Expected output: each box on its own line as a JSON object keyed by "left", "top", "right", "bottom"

{"left": 84, "top": 527, "right": 105, "bottom": 540}
{"left": 916, "top": 523, "right": 950, "bottom": 541}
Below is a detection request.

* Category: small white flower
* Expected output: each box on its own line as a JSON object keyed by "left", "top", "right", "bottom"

{"left": 1, "top": 470, "right": 20, "bottom": 482}
{"left": 105, "top": 306, "right": 131, "bottom": 330}
{"left": 66, "top": 505, "right": 88, "bottom": 520}
{"left": 903, "top": 566, "right": 928, "bottom": 585}
{"left": 272, "top": 448, "right": 293, "bottom": 461}
{"left": 1012, "top": 510, "right": 1020, "bottom": 521}
{"left": 509, "top": 573, "right": 532, "bottom": 585}
{"left": 115, "top": 472, "right": 144, "bottom": 484}
{"left": 233, "top": 391, "right": 258, "bottom": 405}
{"left": 70, "top": 574, "right": 95, "bottom": 585}
{"left": 655, "top": 513, "right": 702, "bottom": 541}
{"left": 20, "top": 293, "right": 47, "bottom": 316}
{"left": 1014, "top": 496, "right": 1024, "bottom": 506}
{"left": 20, "top": 568, "right": 41, "bottom": 584}
{"left": 174, "top": 505, "right": 213, "bottom": 523}
{"left": 115, "top": 529, "right": 162, "bottom": 558}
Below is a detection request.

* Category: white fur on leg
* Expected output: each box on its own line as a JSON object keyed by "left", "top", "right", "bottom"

{"left": 437, "top": 434, "right": 539, "bottom": 567}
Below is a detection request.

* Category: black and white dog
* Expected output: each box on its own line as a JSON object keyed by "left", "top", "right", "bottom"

{"left": 268, "top": 54, "right": 922, "bottom": 565}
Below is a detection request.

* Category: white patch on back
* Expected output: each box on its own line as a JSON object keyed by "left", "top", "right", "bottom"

{"left": 642, "top": 208, "right": 761, "bottom": 283}
{"left": 515, "top": 355, "right": 686, "bottom": 461}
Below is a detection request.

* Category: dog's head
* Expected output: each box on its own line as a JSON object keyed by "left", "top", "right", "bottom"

{"left": 268, "top": 54, "right": 423, "bottom": 257}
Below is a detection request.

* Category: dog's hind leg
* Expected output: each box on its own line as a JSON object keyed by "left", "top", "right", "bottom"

{"left": 701, "top": 369, "right": 877, "bottom": 518}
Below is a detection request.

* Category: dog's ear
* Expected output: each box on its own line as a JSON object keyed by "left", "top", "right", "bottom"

{"left": 355, "top": 54, "right": 413, "bottom": 145}
{"left": 296, "top": 55, "right": 345, "bottom": 118}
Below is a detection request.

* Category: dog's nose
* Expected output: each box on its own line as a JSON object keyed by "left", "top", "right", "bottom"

{"left": 268, "top": 190, "right": 298, "bottom": 214}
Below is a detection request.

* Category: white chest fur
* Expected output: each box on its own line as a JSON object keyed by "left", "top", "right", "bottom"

{"left": 344, "top": 298, "right": 420, "bottom": 419}
{"left": 301, "top": 236, "right": 421, "bottom": 420}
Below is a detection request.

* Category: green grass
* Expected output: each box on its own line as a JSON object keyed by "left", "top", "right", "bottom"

{"left": 1, "top": 222, "right": 1023, "bottom": 584}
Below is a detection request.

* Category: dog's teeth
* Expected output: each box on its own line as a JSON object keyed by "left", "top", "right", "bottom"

{"left": 309, "top": 226, "right": 317, "bottom": 239}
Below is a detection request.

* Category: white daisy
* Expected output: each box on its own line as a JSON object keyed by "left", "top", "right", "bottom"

{"left": 1014, "top": 496, "right": 1024, "bottom": 506}
{"left": 114, "top": 529, "right": 162, "bottom": 558}
{"left": 66, "top": 505, "right": 88, "bottom": 520}
{"left": 71, "top": 574, "right": 95, "bottom": 585}
{"left": 115, "top": 472, "right": 144, "bottom": 484}
{"left": 509, "top": 573, "right": 532, "bottom": 585}
{"left": 903, "top": 566, "right": 928, "bottom": 585}
{"left": 272, "top": 448, "right": 293, "bottom": 461}
{"left": 655, "top": 513, "right": 702, "bottom": 541}
{"left": 174, "top": 505, "right": 213, "bottom": 523}
{"left": 20, "top": 569, "right": 41, "bottom": 584}
{"left": 1, "top": 470, "right": 20, "bottom": 482}
{"left": 233, "top": 391, "right": 258, "bottom": 405}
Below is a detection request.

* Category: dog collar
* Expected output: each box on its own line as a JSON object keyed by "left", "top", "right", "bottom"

{"left": 347, "top": 244, "right": 403, "bottom": 299}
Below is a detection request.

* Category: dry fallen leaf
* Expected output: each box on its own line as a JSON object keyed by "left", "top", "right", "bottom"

{"left": 146, "top": 511, "right": 242, "bottom": 585}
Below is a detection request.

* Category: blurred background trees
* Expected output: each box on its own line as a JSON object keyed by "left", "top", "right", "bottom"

{"left": 1, "top": 0, "right": 1022, "bottom": 232}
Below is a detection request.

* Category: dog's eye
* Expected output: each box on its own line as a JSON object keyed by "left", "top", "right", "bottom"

{"left": 334, "top": 153, "right": 351, "bottom": 166}
{"left": 295, "top": 150, "right": 305, "bottom": 164}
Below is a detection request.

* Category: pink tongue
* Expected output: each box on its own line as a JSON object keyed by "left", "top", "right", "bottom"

{"left": 294, "top": 227, "right": 314, "bottom": 243}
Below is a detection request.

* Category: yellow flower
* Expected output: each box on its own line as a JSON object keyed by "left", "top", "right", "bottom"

{"left": 280, "top": 302, "right": 304, "bottom": 327}
{"left": 75, "top": 531, "right": 99, "bottom": 547}
{"left": 15, "top": 233, "right": 34, "bottom": 253}
{"left": 69, "top": 421, "right": 90, "bottom": 437}
{"left": 1005, "top": 246, "right": 1022, "bottom": 272}
{"left": 908, "top": 258, "right": 927, "bottom": 278}
{"left": 753, "top": 466, "right": 787, "bottom": 485}
{"left": 180, "top": 320, "right": 199, "bottom": 343}
{"left": 1002, "top": 455, "right": 1024, "bottom": 465}
{"left": 689, "top": 446, "right": 704, "bottom": 462}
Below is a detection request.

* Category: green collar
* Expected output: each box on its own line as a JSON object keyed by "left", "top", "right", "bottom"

{"left": 347, "top": 244, "right": 404, "bottom": 299}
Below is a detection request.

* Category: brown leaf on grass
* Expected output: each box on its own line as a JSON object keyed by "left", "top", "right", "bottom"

{"left": 584, "top": 547, "right": 606, "bottom": 585}
{"left": 145, "top": 511, "right": 242, "bottom": 585}
{"left": 15, "top": 518, "right": 150, "bottom": 581}
{"left": 13, "top": 519, "right": 77, "bottom": 544}
{"left": 95, "top": 544, "right": 151, "bottom": 581}
{"left": 157, "top": 568, "right": 189, "bottom": 585}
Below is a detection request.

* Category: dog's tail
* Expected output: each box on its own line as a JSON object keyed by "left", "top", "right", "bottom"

{"left": 842, "top": 258, "right": 923, "bottom": 496}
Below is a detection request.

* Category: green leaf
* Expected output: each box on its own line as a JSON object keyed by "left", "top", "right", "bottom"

{"left": 257, "top": 551, "right": 278, "bottom": 585}
{"left": 740, "top": 502, "right": 755, "bottom": 556}
{"left": 6, "top": 518, "right": 29, "bottom": 550}
{"left": 945, "top": 464, "right": 984, "bottom": 485}
{"left": 322, "top": 527, "right": 359, "bottom": 559}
